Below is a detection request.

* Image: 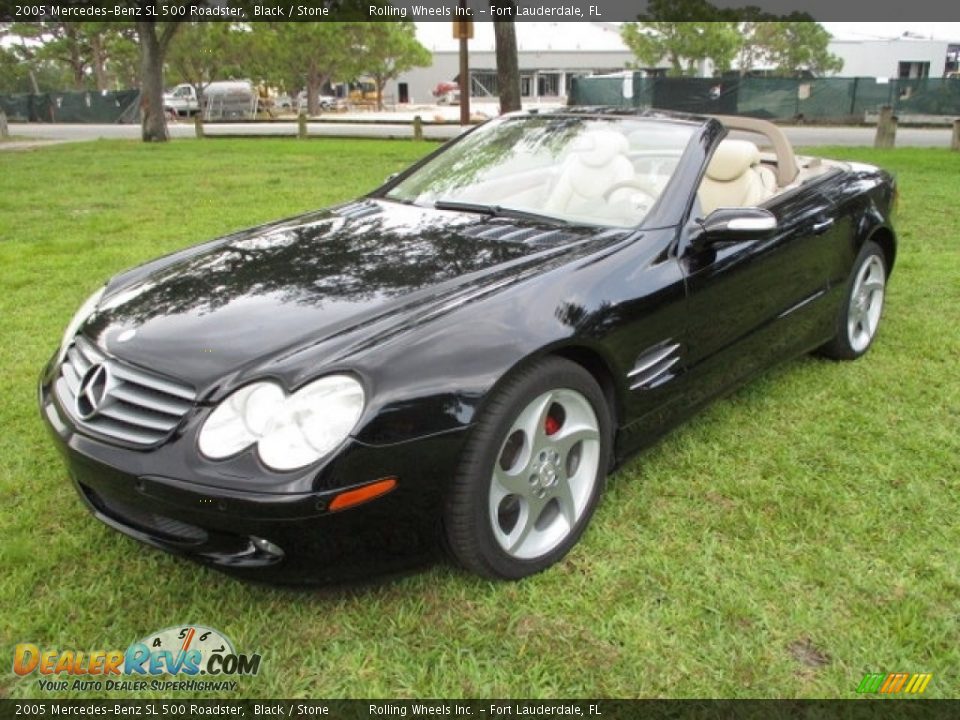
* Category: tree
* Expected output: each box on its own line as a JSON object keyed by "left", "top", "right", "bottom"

{"left": 739, "top": 22, "right": 843, "bottom": 76}
{"left": 491, "top": 2, "right": 521, "bottom": 113}
{"left": 167, "top": 22, "right": 248, "bottom": 115}
{"left": 135, "top": 20, "right": 180, "bottom": 142}
{"left": 1, "top": 22, "right": 52, "bottom": 93}
{"left": 83, "top": 22, "right": 138, "bottom": 90}
{"left": 620, "top": 0, "right": 742, "bottom": 77}
{"left": 36, "top": 22, "right": 91, "bottom": 89}
{"left": 359, "top": 22, "right": 431, "bottom": 111}
{"left": 621, "top": 21, "right": 742, "bottom": 77}
{"left": 0, "top": 21, "right": 140, "bottom": 93}
{"left": 250, "top": 22, "right": 362, "bottom": 116}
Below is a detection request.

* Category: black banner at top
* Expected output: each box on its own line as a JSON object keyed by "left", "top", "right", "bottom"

{"left": 1, "top": 0, "right": 959, "bottom": 22}
{"left": 0, "top": 700, "right": 959, "bottom": 720}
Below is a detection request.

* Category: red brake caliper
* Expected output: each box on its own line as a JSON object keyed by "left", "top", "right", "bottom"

{"left": 544, "top": 415, "right": 561, "bottom": 436}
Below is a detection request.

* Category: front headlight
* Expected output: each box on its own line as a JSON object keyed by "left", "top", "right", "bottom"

{"left": 58, "top": 286, "right": 105, "bottom": 364}
{"left": 198, "top": 381, "right": 285, "bottom": 460}
{"left": 198, "top": 375, "right": 365, "bottom": 471}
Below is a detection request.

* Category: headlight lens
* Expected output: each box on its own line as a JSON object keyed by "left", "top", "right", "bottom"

{"left": 198, "top": 375, "right": 365, "bottom": 471}
{"left": 258, "top": 375, "right": 365, "bottom": 471}
{"left": 58, "top": 286, "right": 105, "bottom": 363}
{"left": 198, "top": 381, "right": 285, "bottom": 459}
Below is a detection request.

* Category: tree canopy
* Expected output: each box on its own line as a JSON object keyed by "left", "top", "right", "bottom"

{"left": 358, "top": 22, "right": 431, "bottom": 110}
{"left": 621, "top": 1, "right": 842, "bottom": 78}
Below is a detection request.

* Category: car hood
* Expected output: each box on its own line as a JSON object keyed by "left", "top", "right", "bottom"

{"left": 84, "top": 199, "right": 601, "bottom": 392}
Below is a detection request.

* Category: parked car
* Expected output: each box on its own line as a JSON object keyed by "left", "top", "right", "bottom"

{"left": 295, "top": 91, "right": 338, "bottom": 112}
{"left": 273, "top": 94, "right": 295, "bottom": 110}
{"left": 436, "top": 90, "right": 461, "bottom": 106}
{"left": 40, "top": 110, "right": 897, "bottom": 583}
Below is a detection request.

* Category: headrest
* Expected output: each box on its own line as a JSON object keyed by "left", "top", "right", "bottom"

{"left": 706, "top": 140, "right": 761, "bottom": 182}
{"left": 568, "top": 130, "right": 629, "bottom": 169}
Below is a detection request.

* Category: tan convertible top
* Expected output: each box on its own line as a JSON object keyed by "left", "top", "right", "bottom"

{"left": 711, "top": 115, "right": 800, "bottom": 187}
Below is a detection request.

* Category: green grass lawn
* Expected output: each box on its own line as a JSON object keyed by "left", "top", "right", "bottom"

{"left": 0, "top": 139, "right": 957, "bottom": 700}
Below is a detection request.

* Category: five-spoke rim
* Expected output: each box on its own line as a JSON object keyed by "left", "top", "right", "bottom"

{"left": 489, "top": 389, "right": 601, "bottom": 560}
{"left": 847, "top": 255, "right": 885, "bottom": 352}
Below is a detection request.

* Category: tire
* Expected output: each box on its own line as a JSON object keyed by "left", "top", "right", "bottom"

{"left": 444, "top": 357, "right": 612, "bottom": 580}
{"left": 819, "top": 241, "right": 888, "bottom": 361}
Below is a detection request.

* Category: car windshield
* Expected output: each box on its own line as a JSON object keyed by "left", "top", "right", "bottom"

{"left": 385, "top": 115, "right": 696, "bottom": 228}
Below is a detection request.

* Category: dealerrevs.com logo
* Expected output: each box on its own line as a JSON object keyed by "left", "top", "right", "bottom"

{"left": 13, "top": 625, "right": 262, "bottom": 693}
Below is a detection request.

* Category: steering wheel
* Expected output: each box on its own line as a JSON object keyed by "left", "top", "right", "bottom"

{"left": 602, "top": 179, "right": 658, "bottom": 204}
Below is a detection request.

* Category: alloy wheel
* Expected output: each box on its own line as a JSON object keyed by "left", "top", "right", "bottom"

{"left": 847, "top": 255, "right": 886, "bottom": 353}
{"left": 488, "top": 389, "right": 601, "bottom": 560}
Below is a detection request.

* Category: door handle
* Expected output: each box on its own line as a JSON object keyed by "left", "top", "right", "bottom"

{"left": 811, "top": 218, "right": 835, "bottom": 234}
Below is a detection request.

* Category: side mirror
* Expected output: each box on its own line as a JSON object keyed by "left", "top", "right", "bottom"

{"left": 693, "top": 207, "right": 777, "bottom": 246}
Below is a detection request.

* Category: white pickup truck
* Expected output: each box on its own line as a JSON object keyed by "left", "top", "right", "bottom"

{"left": 164, "top": 84, "right": 201, "bottom": 116}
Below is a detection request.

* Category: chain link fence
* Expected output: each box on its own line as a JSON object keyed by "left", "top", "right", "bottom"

{"left": 570, "top": 74, "right": 960, "bottom": 121}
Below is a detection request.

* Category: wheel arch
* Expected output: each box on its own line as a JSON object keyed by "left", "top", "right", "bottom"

{"left": 866, "top": 225, "right": 897, "bottom": 276}
{"left": 549, "top": 344, "right": 623, "bottom": 431}
{"left": 471, "top": 340, "right": 625, "bottom": 441}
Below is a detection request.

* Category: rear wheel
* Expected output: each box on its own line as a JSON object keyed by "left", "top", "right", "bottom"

{"left": 444, "top": 357, "right": 611, "bottom": 579}
{"left": 819, "top": 241, "right": 887, "bottom": 360}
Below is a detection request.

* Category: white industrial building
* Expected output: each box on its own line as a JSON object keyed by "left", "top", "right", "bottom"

{"left": 392, "top": 23, "right": 959, "bottom": 107}
{"left": 826, "top": 37, "right": 956, "bottom": 79}
{"left": 396, "top": 22, "right": 634, "bottom": 105}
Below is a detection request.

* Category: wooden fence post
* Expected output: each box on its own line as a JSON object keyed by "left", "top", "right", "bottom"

{"left": 952, "top": 118, "right": 960, "bottom": 152}
{"left": 874, "top": 105, "right": 897, "bottom": 148}
{"left": 193, "top": 113, "right": 204, "bottom": 139}
{"left": 0, "top": 111, "right": 8, "bottom": 139}
{"left": 413, "top": 115, "right": 423, "bottom": 141}
{"left": 298, "top": 111, "right": 307, "bottom": 139}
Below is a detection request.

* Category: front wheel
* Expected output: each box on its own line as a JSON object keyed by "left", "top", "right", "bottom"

{"left": 819, "top": 241, "right": 887, "bottom": 360}
{"left": 444, "top": 357, "right": 612, "bottom": 580}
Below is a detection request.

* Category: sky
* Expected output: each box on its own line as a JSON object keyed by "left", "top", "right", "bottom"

{"left": 413, "top": 22, "right": 960, "bottom": 53}
{"left": 822, "top": 22, "right": 960, "bottom": 41}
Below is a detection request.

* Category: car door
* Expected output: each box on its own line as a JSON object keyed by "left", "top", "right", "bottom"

{"left": 679, "top": 183, "right": 841, "bottom": 407}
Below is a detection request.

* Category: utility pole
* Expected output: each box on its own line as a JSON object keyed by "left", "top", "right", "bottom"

{"left": 454, "top": 2, "right": 473, "bottom": 125}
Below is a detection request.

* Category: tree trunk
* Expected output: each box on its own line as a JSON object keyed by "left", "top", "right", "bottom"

{"left": 64, "top": 25, "right": 87, "bottom": 90}
{"left": 875, "top": 105, "right": 897, "bottom": 149}
{"left": 306, "top": 65, "right": 320, "bottom": 117}
{"left": 92, "top": 34, "right": 108, "bottom": 91}
{"left": 27, "top": 68, "right": 40, "bottom": 95}
{"left": 136, "top": 21, "right": 178, "bottom": 143}
{"left": 376, "top": 75, "right": 384, "bottom": 112}
{"left": 491, "top": 11, "right": 521, "bottom": 114}
{"left": 73, "top": 62, "right": 85, "bottom": 90}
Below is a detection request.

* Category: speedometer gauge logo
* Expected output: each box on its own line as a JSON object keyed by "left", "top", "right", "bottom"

{"left": 128, "top": 625, "right": 259, "bottom": 676}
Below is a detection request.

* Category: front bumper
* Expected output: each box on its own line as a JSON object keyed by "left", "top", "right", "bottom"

{"left": 39, "top": 374, "right": 468, "bottom": 584}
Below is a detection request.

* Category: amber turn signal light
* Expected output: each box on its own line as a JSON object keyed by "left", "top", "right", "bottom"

{"left": 328, "top": 477, "right": 398, "bottom": 512}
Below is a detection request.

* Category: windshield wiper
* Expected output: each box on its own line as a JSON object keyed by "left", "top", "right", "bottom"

{"left": 433, "top": 200, "right": 568, "bottom": 226}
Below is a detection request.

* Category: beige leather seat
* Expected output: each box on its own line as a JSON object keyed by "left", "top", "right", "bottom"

{"left": 698, "top": 139, "right": 777, "bottom": 215}
{"left": 544, "top": 130, "right": 634, "bottom": 217}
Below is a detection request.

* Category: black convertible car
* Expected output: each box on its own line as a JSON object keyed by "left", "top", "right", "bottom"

{"left": 40, "top": 109, "right": 896, "bottom": 582}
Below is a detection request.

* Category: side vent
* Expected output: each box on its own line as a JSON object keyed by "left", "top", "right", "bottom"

{"left": 335, "top": 201, "right": 381, "bottom": 220}
{"left": 461, "top": 222, "right": 576, "bottom": 246}
{"left": 628, "top": 342, "right": 681, "bottom": 390}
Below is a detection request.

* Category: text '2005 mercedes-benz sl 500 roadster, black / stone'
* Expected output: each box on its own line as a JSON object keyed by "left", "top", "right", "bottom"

{"left": 40, "top": 109, "right": 897, "bottom": 583}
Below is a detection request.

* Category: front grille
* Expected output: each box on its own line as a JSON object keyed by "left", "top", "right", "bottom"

{"left": 54, "top": 335, "right": 197, "bottom": 447}
{"left": 80, "top": 483, "right": 208, "bottom": 544}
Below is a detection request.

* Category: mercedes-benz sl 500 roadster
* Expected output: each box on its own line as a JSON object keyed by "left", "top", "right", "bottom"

{"left": 40, "top": 109, "right": 897, "bottom": 582}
